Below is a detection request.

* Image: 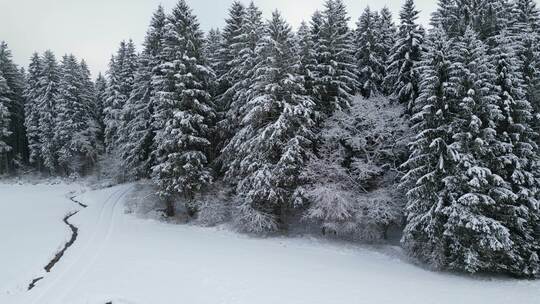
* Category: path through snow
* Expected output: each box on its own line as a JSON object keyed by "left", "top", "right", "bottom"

{"left": 1, "top": 183, "right": 539, "bottom": 304}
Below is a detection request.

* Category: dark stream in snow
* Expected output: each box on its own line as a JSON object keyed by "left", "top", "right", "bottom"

{"left": 27, "top": 196, "right": 86, "bottom": 290}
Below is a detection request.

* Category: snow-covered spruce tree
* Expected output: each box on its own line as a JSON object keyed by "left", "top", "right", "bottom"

{"left": 37, "top": 50, "right": 60, "bottom": 174}
{"left": 215, "top": 1, "right": 245, "bottom": 97}
{"left": 302, "top": 96, "right": 410, "bottom": 240}
{"left": 355, "top": 7, "right": 384, "bottom": 98}
{"left": 430, "top": 0, "right": 459, "bottom": 37}
{"left": 103, "top": 40, "right": 137, "bottom": 153}
{"left": 0, "top": 72, "right": 12, "bottom": 173}
{"left": 383, "top": 0, "right": 424, "bottom": 112}
{"left": 151, "top": 0, "right": 216, "bottom": 217}
{"left": 54, "top": 55, "right": 97, "bottom": 175}
{"left": 24, "top": 53, "right": 42, "bottom": 168}
{"left": 93, "top": 73, "right": 107, "bottom": 146}
{"left": 443, "top": 28, "right": 518, "bottom": 274}
{"left": 377, "top": 7, "right": 397, "bottom": 95}
{"left": 205, "top": 28, "right": 222, "bottom": 94}
{"left": 0, "top": 42, "right": 27, "bottom": 170}
{"left": 223, "top": 11, "right": 316, "bottom": 233}
{"left": 78, "top": 60, "right": 100, "bottom": 171}
{"left": 219, "top": 2, "right": 264, "bottom": 146}
{"left": 311, "top": 0, "right": 357, "bottom": 117}
{"left": 296, "top": 21, "right": 315, "bottom": 97}
{"left": 488, "top": 31, "right": 540, "bottom": 276}
{"left": 119, "top": 5, "right": 166, "bottom": 180}
{"left": 400, "top": 28, "right": 456, "bottom": 269}
{"left": 511, "top": 0, "right": 540, "bottom": 134}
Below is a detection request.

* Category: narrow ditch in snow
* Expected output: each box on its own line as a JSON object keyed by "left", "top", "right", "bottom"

{"left": 27, "top": 196, "right": 87, "bottom": 291}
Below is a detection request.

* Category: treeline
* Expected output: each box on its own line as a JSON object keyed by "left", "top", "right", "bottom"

{"left": 1, "top": 0, "right": 540, "bottom": 277}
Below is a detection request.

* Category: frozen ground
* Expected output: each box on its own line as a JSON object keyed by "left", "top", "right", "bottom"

{"left": 0, "top": 182, "right": 539, "bottom": 304}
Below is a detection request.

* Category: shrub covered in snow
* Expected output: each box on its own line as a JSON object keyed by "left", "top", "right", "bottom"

{"left": 302, "top": 96, "right": 411, "bottom": 240}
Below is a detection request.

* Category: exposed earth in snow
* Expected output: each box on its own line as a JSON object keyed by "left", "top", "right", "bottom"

{"left": 0, "top": 181, "right": 539, "bottom": 304}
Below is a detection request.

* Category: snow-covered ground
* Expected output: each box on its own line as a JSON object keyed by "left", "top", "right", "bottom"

{"left": 1, "top": 182, "right": 539, "bottom": 304}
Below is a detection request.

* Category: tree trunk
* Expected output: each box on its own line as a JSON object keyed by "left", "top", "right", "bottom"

{"left": 165, "top": 197, "right": 175, "bottom": 217}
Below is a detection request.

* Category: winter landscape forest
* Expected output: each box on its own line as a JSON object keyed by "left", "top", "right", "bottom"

{"left": 1, "top": 0, "right": 540, "bottom": 303}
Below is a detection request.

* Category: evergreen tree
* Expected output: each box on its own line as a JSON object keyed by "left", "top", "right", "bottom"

{"left": 215, "top": 1, "right": 245, "bottom": 97}
{"left": 311, "top": 0, "right": 357, "bottom": 117}
{"left": 38, "top": 50, "right": 60, "bottom": 173}
{"left": 383, "top": 0, "right": 424, "bottom": 112}
{"left": 120, "top": 5, "right": 166, "bottom": 180}
{"left": 104, "top": 40, "right": 137, "bottom": 152}
{"left": 151, "top": 0, "right": 216, "bottom": 216}
{"left": 0, "top": 71, "right": 12, "bottom": 173}
{"left": 55, "top": 55, "right": 96, "bottom": 175}
{"left": 24, "top": 53, "right": 42, "bottom": 167}
{"left": 489, "top": 31, "right": 540, "bottom": 276}
{"left": 443, "top": 28, "right": 514, "bottom": 274}
{"left": 401, "top": 28, "right": 456, "bottom": 269}
{"left": 219, "top": 1, "right": 265, "bottom": 166}
{"left": 355, "top": 7, "right": 384, "bottom": 98}
{"left": 430, "top": 0, "right": 459, "bottom": 36}
{"left": 296, "top": 21, "right": 315, "bottom": 96}
{"left": 223, "top": 11, "right": 316, "bottom": 233}
{"left": 93, "top": 73, "right": 107, "bottom": 146}
{"left": 377, "top": 7, "right": 397, "bottom": 95}
{"left": 0, "top": 42, "right": 27, "bottom": 169}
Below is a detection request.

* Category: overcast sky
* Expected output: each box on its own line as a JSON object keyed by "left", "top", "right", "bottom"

{"left": 0, "top": 0, "right": 436, "bottom": 78}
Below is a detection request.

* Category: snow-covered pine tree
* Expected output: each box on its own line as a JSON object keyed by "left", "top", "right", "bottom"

{"left": 430, "top": 0, "right": 459, "bottom": 37}
{"left": 103, "top": 40, "right": 137, "bottom": 152}
{"left": 215, "top": 1, "right": 245, "bottom": 97}
{"left": 377, "top": 7, "right": 397, "bottom": 95}
{"left": 78, "top": 59, "right": 100, "bottom": 171}
{"left": 24, "top": 53, "right": 42, "bottom": 168}
{"left": 223, "top": 10, "right": 315, "bottom": 233}
{"left": 54, "top": 55, "right": 97, "bottom": 175}
{"left": 205, "top": 28, "right": 223, "bottom": 95}
{"left": 311, "top": 0, "right": 357, "bottom": 117}
{"left": 296, "top": 21, "right": 315, "bottom": 97}
{"left": 512, "top": 0, "right": 540, "bottom": 134}
{"left": 119, "top": 5, "right": 166, "bottom": 180}
{"left": 218, "top": 1, "right": 265, "bottom": 170}
{"left": 93, "top": 73, "right": 107, "bottom": 146}
{"left": 37, "top": 50, "right": 60, "bottom": 174}
{"left": 400, "top": 27, "right": 456, "bottom": 269}
{"left": 0, "top": 71, "right": 12, "bottom": 173}
{"left": 443, "top": 27, "right": 516, "bottom": 274}
{"left": 489, "top": 30, "right": 540, "bottom": 276}
{"left": 355, "top": 7, "right": 384, "bottom": 98}
{"left": 151, "top": 0, "right": 216, "bottom": 216}
{"left": 0, "top": 42, "right": 27, "bottom": 170}
{"left": 383, "top": 0, "right": 424, "bottom": 112}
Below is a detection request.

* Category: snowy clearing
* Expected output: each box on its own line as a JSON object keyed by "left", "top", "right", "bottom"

{"left": 1, "top": 182, "right": 539, "bottom": 304}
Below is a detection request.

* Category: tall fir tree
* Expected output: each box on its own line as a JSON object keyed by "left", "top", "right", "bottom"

{"left": 377, "top": 7, "right": 397, "bottom": 95}
{"left": 401, "top": 27, "right": 456, "bottom": 269}
{"left": 311, "top": 0, "right": 357, "bottom": 117}
{"left": 93, "top": 73, "right": 107, "bottom": 147}
{"left": 24, "top": 53, "right": 42, "bottom": 168}
{"left": 38, "top": 50, "right": 60, "bottom": 173}
{"left": 104, "top": 40, "right": 137, "bottom": 152}
{"left": 120, "top": 5, "right": 166, "bottom": 180}
{"left": 355, "top": 7, "right": 384, "bottom": 98}
{"left": 383, "top": 0, "right": 424, "bottom": 112}
{"left": 489, "top": 31, "right": 540, "bottom": 276}
{"left": 0, "top": 71, "right": 12, "bottom": 173}
{"left": 0, "top": 42, "right": 27, "bottom": 170}
{"left": 151, "top": 0, "right": 216, "bottom": 216}
{"left": 223, "top": 11, "right": 315, "bottom": 233}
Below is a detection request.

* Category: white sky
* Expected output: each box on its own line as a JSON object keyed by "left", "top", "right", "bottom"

{"left": 0, "top": 0, "right": 436, "bottom": 78}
